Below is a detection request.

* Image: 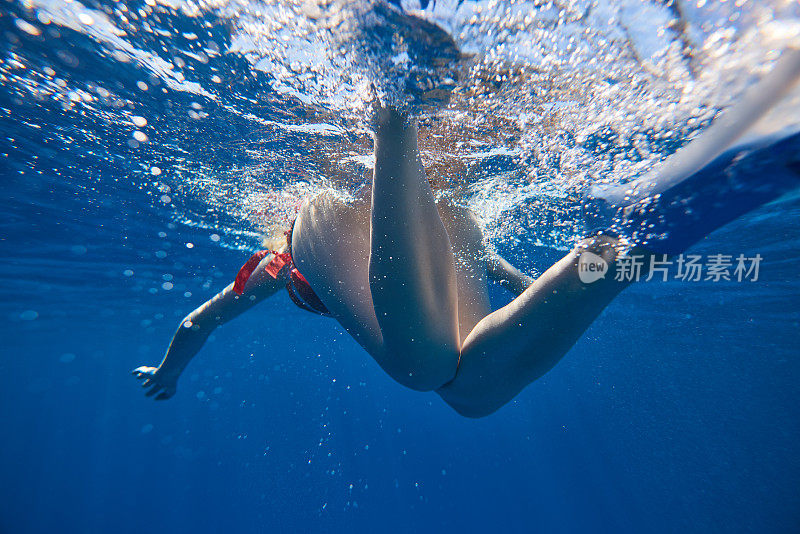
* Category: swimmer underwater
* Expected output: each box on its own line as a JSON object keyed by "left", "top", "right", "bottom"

{"left": 133, "top": 23, "right": 800, "bottom": 417}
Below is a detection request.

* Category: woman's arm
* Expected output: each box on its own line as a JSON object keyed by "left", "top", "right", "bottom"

{"left": 486, "top": 253, "right": 534, "bottom": 297}
{"left": 132, "top": 255, "right": 283, "bottom": 400}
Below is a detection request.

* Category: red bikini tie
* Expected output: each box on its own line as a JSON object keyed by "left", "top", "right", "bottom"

{"left": 233, "top": 250, "right": 291, "bottom": 295}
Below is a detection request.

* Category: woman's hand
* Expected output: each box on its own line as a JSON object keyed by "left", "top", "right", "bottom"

{"left": 132, "top": 366, "right": 177, "bottom": 400}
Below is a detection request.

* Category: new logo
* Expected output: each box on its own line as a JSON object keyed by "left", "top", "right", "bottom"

{"left": 578, "top": 251, "right": 608, "bottom": 284}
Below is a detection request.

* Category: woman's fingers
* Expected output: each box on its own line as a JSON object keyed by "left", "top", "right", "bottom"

{"left": 133, "top": 366, "right": 175, "bottom": 399}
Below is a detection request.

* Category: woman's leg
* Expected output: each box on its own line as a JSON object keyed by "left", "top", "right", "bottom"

{"left": 437, "top": 235, "right": 636, "bottom": 417}
{"left": 369, "top": 108, "right": 461, "bottom": 391}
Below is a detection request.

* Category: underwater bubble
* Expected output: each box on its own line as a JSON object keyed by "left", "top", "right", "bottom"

{"left": 196, "top": 391, "right": 206, "bottom": 400}
{"left": 15, "top": 19, "right": 41, "bottom": 36}
{"left": 160, "top": 195, "right": 171, "bottom": 203}
{"left": 133, "top": 131, "right": 148, "bottom": 143}
{"left": 183, "top": 291, "right": 192, "bottom": 298}
{"left": 127, "top": 139, "right": 139, "bottom": 149}
{"left": 186, "top": 243, "right": 194, "bottom": 248}
{"left": 141, "top": 424, "right": 154, "bottom": 434}
{"left": 155, "top": 250, "right": 167, "bottom": 258}
{"left": 59, "top": 353, "right": 76, "bottom": 363}
{"left": 161, "top": 282, "right": 174, "bottom": 290}
{"left": 209, "top": 233, "right": 220, "bottom": 242}
{"left": 123, "top": 269, "right": 134, "bottom": 276}
{"left": 78, "top": 13, "right": 94, "bottom": 26}
{"left": 111, "top": 50, "right": 129, "bottom": 63}
{"left": 150, "top": 166, "right": 161, "bottom": 176}
{"left": 136, "top": 81, "right": 149, "bottom": 91}
{"left": 131, "top": 116, "right": 147, "bottom": 127}
{"left": 20, "top": 310, "right": 38, "bottom": 320}
{"left": 70, "top": 245, "right": 87, "bottom": 255}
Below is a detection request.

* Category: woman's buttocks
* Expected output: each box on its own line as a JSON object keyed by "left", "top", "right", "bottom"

{"left": 292, "top": 190, "right": 491, "bottom": 343}
{"left": 292, "top": 192, "right": 372, "bottom": 282}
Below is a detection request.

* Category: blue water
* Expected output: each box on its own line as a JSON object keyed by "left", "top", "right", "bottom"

{"left": 2, "top": 0, "right": 800, "bottom": 533}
